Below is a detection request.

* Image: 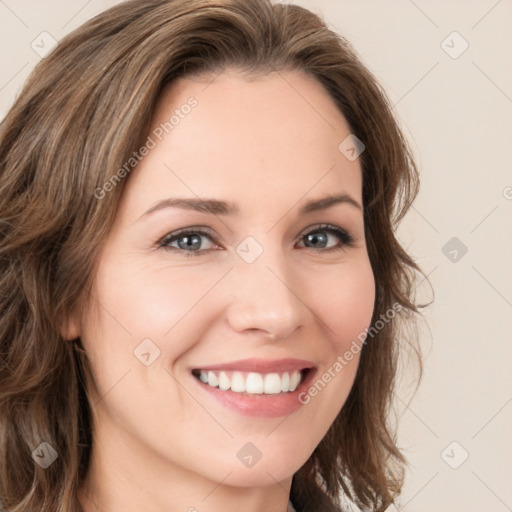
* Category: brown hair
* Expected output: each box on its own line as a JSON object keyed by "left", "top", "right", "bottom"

{"left": 0, "top": 0, "right": 425, "bottom": 510}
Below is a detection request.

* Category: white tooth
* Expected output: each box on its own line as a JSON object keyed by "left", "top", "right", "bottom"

{"left": 289, "top": 370, "right": 301, "bottom": 391}
{"left": 199, "top": 371, "right": 208, "bottom": 383}
{"left": 218, "top": 371, "right": 231, "bottom": 391}
{"left": 281, "top": 372, "right": 290, "bottom": 392}
{"left": 245, "top": 372, "right": 264, "bottom": 394}
{"left": 264, "top": 373, "right": 282, "bottom": 394}
{"left": 207, "top": 371, "right": 218, "bottom": 387}
{"left": 231, "top": 372, "right": 246, "bottom": 392}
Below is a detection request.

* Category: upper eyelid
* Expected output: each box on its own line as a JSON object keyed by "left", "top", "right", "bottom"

{"left": 159, "top": 226, "right": 217, "bottom": 243}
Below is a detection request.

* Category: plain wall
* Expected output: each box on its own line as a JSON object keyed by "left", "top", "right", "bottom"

{"left": 1, "top": 1, "right": 510, "bottom": 511}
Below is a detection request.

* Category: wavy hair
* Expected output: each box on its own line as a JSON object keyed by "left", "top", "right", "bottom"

{"left": 0, "top": 0, "right": 425, "bottom": 510}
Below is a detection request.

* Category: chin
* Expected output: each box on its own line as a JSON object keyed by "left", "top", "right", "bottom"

{"left": 216, "top": 449, "right": 311, "bottom": 488}
{"left": 221, "top": 466, "right": 297, "bottom": 488}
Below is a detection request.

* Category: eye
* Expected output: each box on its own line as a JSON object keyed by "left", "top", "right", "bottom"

{"left": 297, "top": 224, "right": 354, "bottom": 252}
{"left": 156, "top": 223, "right": 354, "bottom": 257}
{"left": 157, "top": 227, "right": 219, "bottom": 257}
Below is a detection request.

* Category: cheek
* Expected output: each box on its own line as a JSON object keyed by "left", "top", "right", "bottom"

{"left": 88, "top": 256, "right": 230, "bottom": 347}
{"left": 297, "top": 258, "right": 375, "bottom": 420}
{"left": 77, "top": 260, "right": 217, "bottom": 429}
{"left": 309, "top": 258, "right": 376, "bottom": 350}
{"left": 78, "top": 259, "right": 236, "bottom": 417}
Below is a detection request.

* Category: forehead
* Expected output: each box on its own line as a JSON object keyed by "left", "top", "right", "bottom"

{"left": 121, "top": 69, "right": 362, "bottom": 219}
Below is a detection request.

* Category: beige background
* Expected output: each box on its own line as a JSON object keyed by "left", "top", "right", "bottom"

{"left": 1, "top": 1, "right": 511, "bottom": 511}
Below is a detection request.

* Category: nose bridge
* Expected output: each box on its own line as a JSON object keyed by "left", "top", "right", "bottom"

{"left": 226, "top": 234, "right": 305, "bottom": 339}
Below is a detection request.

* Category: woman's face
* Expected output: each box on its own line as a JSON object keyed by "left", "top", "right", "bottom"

{"left": 71, "top": 69, "right": 375, "bottom": 489}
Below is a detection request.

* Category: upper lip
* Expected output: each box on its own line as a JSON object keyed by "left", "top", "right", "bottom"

{"left": 192, "top": 358, "right": 315, "bottom": 373}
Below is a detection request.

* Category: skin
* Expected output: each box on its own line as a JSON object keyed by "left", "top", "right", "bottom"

{"left": 67, "top": 68, "right": 376, "bottom": 512}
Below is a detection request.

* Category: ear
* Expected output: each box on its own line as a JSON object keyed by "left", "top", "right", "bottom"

{"left": 60, "top": 312, "right": 80, "bottom": 341}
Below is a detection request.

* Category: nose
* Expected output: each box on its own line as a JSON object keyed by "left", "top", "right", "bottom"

{"left": 225, "top": 244, "right": 307, "bottom": 342}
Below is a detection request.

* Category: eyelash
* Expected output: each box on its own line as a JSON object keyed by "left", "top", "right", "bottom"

{"left": 156, "top": 224, "right": 355, "bottom": 258}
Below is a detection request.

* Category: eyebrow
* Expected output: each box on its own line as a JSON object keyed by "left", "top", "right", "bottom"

{"left": 139, "top": 193, "right": 362, "bottom": 220}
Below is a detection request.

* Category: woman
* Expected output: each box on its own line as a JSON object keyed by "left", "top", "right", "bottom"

{"left": 0, "top": 0, "right": 424, "bottom": 511}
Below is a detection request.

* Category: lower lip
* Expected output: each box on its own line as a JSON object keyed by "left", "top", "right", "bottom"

{"left": 192, "top": 369, "right": 317, "bottom": 418}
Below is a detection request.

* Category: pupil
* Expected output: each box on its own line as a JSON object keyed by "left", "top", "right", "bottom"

{"left": 178, "top": 234, "right": 201, "bottom": 250}
{"left": 306, "top": 232, "right": 327, "bottom": 248}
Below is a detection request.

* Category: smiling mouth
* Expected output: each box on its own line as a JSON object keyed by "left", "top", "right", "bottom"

{"left": 191, "top": 368, "right": 311, "bottom": 395}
